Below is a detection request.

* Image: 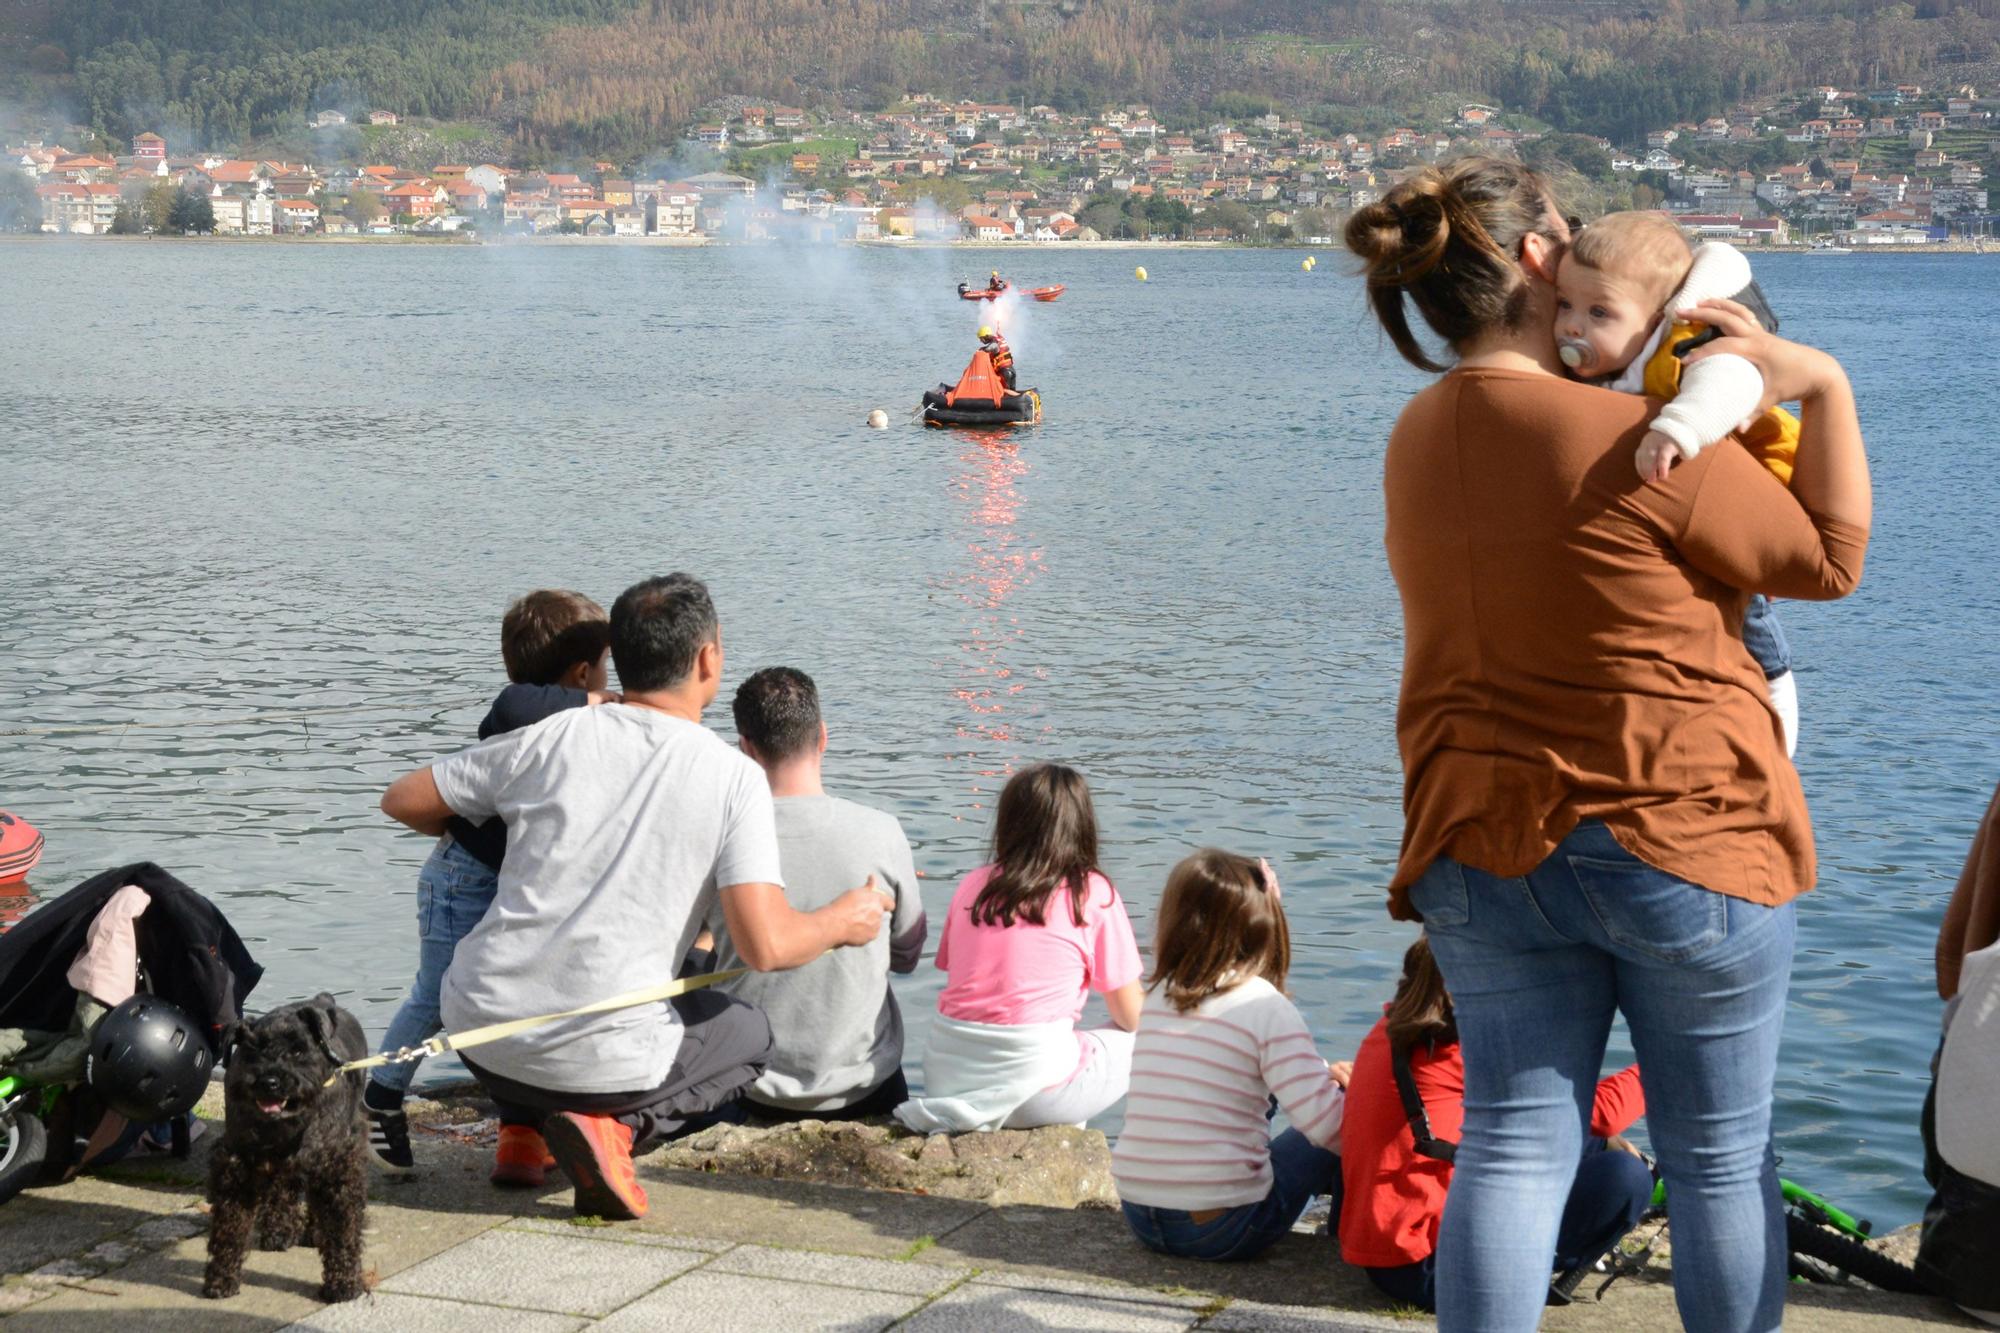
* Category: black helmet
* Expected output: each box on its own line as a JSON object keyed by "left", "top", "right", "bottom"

{"left": 86, "top": 995, "right": 214, "bottom": 1121}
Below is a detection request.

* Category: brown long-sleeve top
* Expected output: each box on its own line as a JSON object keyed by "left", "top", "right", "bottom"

{"left": 1382, "top": 368, "right": 1868, "bottom": 919}
{"left": 1939, "top": 779, "right": 2000, "bottom": 999}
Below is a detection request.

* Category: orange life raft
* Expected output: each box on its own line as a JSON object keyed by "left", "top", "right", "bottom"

{"left": 921, "top": 350, "right": 1042, "bottom": 428}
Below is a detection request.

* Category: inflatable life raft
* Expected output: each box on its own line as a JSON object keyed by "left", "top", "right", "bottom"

{"left": 0, "top": 811, "right": 45, "bottom": 885}
{"left": 922, "top": 350, "right": 1042, "bottom": 428}
{"left": 957, "top": 282, "right": 1065, "bottom": 302}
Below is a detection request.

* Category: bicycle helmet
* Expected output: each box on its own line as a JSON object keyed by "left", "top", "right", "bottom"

{"left": 86, "top": 994, "right": 214, "bottom": 1120}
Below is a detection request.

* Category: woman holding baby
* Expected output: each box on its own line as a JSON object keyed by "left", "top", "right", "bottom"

{"left": 1343, "top": 159, "right": 1870, "bottom": 1332}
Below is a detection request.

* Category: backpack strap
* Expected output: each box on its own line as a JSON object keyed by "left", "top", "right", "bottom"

{"left": 1392, "top": 1040, "right": 1458, "bottom": 1164}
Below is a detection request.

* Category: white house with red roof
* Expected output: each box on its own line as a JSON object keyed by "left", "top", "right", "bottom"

{"left": 274, "top": 198, "right": 321, "bottom": 232}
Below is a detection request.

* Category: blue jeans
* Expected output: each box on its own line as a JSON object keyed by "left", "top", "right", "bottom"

{"left": 1121, "top": 1128, "right": 1340, "bottom": 1261}
{"left": 1742, "top": 594, "right": 1791, "bottom": 680}
{"left": 1408, "top": 821, "right": 1795, "bottom": 1333}
{"left": 370, "top": 837, "right": 499, "bottom": 1096}
{"left": 1364, "top": 1138, "right": 1654, "bottom": 1312}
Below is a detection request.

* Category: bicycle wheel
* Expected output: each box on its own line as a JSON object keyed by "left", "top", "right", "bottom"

{"left": 1784, "top": 1213, "right": 1929, "bottom": 1294}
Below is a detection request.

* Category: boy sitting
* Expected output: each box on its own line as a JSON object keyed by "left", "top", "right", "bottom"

{"left": 1553, "top": 212, "right": 1802, "bottom": 754}
{"left": 366, "top": 589, "right": 615, "bottom": 1178}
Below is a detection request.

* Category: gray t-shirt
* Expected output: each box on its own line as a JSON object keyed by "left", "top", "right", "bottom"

{"left": 711, "top": 793, "right": 926, "bottom": 1110}
{"left": 433, "top": 705, "right": 782, "bottom": 1093}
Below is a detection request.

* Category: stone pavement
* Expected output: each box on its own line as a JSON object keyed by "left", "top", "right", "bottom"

{"left": 0, "top": 1098, "right": 1979, "bottom": 1332}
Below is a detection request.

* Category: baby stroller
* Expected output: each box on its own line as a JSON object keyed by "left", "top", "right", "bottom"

{"left": 0, "top": 863, "right": 262, "bottom": 1203}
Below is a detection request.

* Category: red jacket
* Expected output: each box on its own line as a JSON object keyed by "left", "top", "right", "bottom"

{"left": 1337, "top": 1015, "right": 1644, "bottom": 1267}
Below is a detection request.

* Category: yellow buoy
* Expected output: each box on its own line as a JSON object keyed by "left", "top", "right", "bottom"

{"left": 1307, "top": 255, "right": 1317, "bottom": 268}
{"left": 1301, "top": 258, "right": 1311, "bottom": 270}
{"left": 1135, "top": 266, "right": 1148, "bottom": 281}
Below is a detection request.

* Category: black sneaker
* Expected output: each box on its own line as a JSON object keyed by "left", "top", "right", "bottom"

{"left": 366, "top": 1106, "right": 414, "bottom": 1171}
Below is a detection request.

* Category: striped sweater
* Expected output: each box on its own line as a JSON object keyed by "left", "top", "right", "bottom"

{"left": 1111, "top": 977, "right": 1346, "bottom": 1209}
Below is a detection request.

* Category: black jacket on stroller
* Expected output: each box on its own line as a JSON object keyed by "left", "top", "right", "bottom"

{"left": 0, "top": 862, "right": 263, "bottom": 1050}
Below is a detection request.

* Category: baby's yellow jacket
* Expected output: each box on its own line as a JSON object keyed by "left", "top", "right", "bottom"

{"left": 1642, "top": 323, "right": 1800, "bottom": 487}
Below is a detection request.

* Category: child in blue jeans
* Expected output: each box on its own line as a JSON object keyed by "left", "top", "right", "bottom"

{"left": 1112, "top": 850, "right": 1349, "bottom": 1261}
{"left": 365, "top": 589, "right": 613, "bottom": 1178}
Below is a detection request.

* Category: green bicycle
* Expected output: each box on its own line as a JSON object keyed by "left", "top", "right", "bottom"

{"left": 1552, "top": 1172, "right": 1929, "bottom": 1301}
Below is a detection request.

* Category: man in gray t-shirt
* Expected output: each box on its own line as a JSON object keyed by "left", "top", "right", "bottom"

{"left": 712, "top": 667, "right": 927, "bottom": 1118}
{"left": 381, "top": 576, "right": 889, "bottom": 1220}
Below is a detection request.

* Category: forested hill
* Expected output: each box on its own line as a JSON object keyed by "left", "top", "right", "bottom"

{"left": 6, "top": 0, "right": 2000, "bottom": 157}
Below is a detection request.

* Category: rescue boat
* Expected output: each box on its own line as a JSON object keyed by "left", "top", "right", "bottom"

{"left": 921, "top": 349, "right": 1042, "bottom": 428}
{"left": 957, "top": 282, "right": 1065, "bottom": 303}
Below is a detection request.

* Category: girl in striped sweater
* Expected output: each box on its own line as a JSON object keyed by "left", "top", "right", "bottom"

{"left": 1113, "top": 849, "right": 1349, "bottom": 1261}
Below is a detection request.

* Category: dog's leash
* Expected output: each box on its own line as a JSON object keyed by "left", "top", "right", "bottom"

{"left": 323, "top": 967, "right": 747, "bottom": 1087}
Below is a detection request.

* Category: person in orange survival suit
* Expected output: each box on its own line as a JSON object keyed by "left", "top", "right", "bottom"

{"left": 977, "top": 325, "right": 1017, "bottom": 391}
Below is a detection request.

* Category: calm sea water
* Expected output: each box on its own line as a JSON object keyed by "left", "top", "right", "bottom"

{"left": 2, "top": 239, "right": 1995, "bottom": 1227}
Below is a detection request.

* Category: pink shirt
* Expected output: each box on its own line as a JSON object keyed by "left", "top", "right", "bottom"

{"left": 935, "top": 865, "right": 1142, "bottom": 1027}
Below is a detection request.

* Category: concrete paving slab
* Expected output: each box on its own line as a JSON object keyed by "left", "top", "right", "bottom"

{"left": 626, "top": 1170, "right": 988, "bottom": 1258}
{"left": 382, "top": 1228, "right": 704, "bottom": 1316}
{"left": 705, "top": 1242, "right": 968, "bottom": 1295}
{"left": 917, "top": 1204, "right": 1371, "bottom": 1309}
{"left": 899, "top": 1282, "right": 1199, "bottom": 1332}
{"left": 280, "top": 1292, "right": 592, "bottom": 1332}
{"left": 964, "top": 1268, "right": 1213, "bottom": 1308}
{"left": 1203, "top": 1300, "right": 1421, "bottom": 1332}
{"left": 593, "top": 1270, "right": 923, "bottom": 1332}
{"left": 501, "top": 1216, "right": 733, "bottom": 1251}
{"left": 0, "top": 1179, "right": 206, "bottom": 1277}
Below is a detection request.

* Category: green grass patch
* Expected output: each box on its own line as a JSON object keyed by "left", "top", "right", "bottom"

{"left": 1238, "top": 31, "right": 1370, "bottom": 55}
{"left": 567, "top": 1214, "right": 613, "bottom": 1228}
{"left": 894, "top": 1235, "right": 937, "bottom": 1260}
{"left": 731, "top": 137, "right": 860, "bottom": 178}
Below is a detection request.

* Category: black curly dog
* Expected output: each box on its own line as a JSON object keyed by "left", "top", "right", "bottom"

{"left": 202, "top": 994, "right": 370, "bottom": 1304}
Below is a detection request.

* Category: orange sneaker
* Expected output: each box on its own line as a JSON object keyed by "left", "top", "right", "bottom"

{"left": 491, "top": 1125, "right": 556, "bottom": 1189}
{"left": 542, "top": 1112, "right": 648, "bottom": 1220}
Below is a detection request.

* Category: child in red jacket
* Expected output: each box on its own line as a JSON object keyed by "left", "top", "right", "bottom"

{"left": 1338, "top": 937, "right": 1653, "bottom": 1311}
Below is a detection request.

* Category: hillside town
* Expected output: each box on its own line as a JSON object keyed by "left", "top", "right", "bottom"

{"left": 10, "top": 83, "right": 1997, "bottom": 246}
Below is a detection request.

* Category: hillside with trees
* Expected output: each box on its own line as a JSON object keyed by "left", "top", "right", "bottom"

{"left": 4, "top": 0, "right": 1998, "bottom": 157}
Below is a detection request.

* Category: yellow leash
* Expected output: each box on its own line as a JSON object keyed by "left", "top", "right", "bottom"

{"left": 325, "top": 967, "right": 747, "bottom": 1086}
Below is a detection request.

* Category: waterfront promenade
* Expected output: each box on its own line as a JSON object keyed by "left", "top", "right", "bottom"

{"left": 0, "top": 1089, "right": 1970, "bottom": 1332}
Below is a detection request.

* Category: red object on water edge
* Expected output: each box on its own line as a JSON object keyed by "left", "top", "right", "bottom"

{"left": 0, "top": 810, "right": 44, "bottom": 885}
{"left": 959, "top": 283, "right": 1066, "bottom": 302}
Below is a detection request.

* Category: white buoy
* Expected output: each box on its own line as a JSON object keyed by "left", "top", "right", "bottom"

{"left": 867, "top": 409, "right": 889, "bottom": 429}
{"left": 1135, "top": 266, "right": 1148, "bottom": 281}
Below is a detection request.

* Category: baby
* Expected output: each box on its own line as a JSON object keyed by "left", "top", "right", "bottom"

{"left": 1553, "top": 211, "right": 1802, "bottom": 754}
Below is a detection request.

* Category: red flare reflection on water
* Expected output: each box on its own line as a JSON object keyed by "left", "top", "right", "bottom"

{"left": 936, "top": 432, "right": 1045, "bottom": 812}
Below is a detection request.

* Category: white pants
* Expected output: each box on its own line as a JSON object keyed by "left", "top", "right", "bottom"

{"left": 1004, "top": 1028, "right": 1134, "bottom": 1129}
{"left": 1768, "top": 669, "right": 1799, "bottom": 758}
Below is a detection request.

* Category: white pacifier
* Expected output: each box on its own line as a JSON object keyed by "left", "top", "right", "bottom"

{"left": 1557, "top": 338, "right": 1595, "bottom": 372}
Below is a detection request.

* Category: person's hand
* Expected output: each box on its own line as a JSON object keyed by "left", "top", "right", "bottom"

{"left": 828, "top": 876, "right": 891, "bottom": 946}
{"left": 1677, "top": 298, "right": 1847, "bottom": 410}
{"left": 1606, "top": 1133, "right": 1643, "bottom": 1158}
{"left": 1634, "top": 430, "right": 1679, "bottom": 484}
{"left": 1258, "top": 858, "right": 1283, "bottom": 902}
{"left": 586, "top": 690, "right": 623, "bottom": 706}
{"left": 1327, "top": 1060, "right": 1353, "bottom": 1088}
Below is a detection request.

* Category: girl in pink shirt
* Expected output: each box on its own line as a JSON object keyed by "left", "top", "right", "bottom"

{"left": 895, "top": 764, "right": 1143, "bottom": 1133}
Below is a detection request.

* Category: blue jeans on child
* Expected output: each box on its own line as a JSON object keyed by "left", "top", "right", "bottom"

{"left": 1365, "top": 1138, "right": 1654, "bottom": 1312}
{"left": 370, "top": 837, "right": 499, "bottom": 1097}
{"left": 1741, "top": 594, "right": 1791, "bottom": 680}
{"left": 1408, "top": 820, "right": 1794, "bottom": 1333}
{"left": 1120, "top": 1128, "right": 1340, "bottom": 1261}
